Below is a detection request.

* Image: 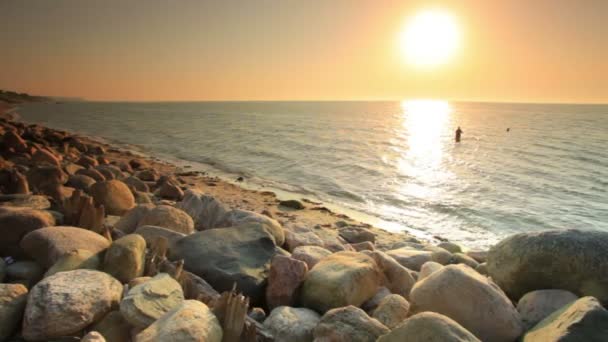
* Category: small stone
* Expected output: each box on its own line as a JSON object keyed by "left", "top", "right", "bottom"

{"left": 280, "top": 199, "right": 305, "bottom": 210}
{"left": 91, "top": 310, "right": 132, "bottom": 342}
{"left": 372, "top": 294, "right": 410, "bottom": 329}
{"left": 313, "top": 305, "right": 389, "bottom": 342}
{"left": 339, "top": 226, "right": 375, "bottom": 244}
{"left": 90, "top": 180, "right": 135, "bottom": 216}
{"left": 264, "top": 306, "right": 320, "bottom": 342}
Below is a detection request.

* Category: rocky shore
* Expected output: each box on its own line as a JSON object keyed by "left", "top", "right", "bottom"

{"left": 0, "top": 102, "right": 607, "bottom": 341}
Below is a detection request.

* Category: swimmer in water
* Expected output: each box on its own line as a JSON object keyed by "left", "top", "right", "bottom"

{"left": 455, "top": 126, "right": 463, "bottom": 142}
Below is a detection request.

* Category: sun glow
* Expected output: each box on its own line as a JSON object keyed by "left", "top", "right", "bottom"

{"left": 399, "top": 9, "right": 461, "bottom": 68}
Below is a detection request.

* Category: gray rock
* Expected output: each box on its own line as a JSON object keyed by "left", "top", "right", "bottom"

{"left": 264, "top": 306, "right": 320, "bottom": 342}
{"left": 523, "top": 296, "right": 608, "bottom": 341}
{"left": 377, "top": 312, "right": 481, "bottom": 342}
{"left": 313, "top": 305, "right": 389, "bottom": 342}
{"left": 0, "top": 284, "right": 28, "bottom": 341}
{"left": 487, "top": 229, "right": 608, "bottom": 304}
{"left": 135, "top": 300, "right": 222, "bottom": 342}
{"left": 386, "top": 248, "right": 433, "bottom": 271}
{"left": 517, "top": 289, "right": 579, "bottom": 330}
{"left": 222, "top": 209, "right": 285, "bottom": 246}
{"left": 171, "top": 223, "right": 278, "bottom": 305}
{"left": 120, "top": 273, "right": 184, "bottom": 328}
{"left": 22, "top": 270, "right": 122, "bottom": 341}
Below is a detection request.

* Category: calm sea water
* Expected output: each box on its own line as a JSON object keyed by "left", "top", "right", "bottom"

{"left": 19, "top": 101, "right": 608, "bottom": 248}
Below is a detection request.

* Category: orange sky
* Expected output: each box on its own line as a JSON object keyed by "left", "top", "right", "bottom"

{"left": 1, "top": 0, "right": 607, "bottom": 103}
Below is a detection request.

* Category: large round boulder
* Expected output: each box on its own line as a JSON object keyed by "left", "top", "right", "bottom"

{"left": 377, "top": 312, "right": 481, "bottom": 342}
{"left": 20, "top": 226, "right": 110, "bottom": 268}
{"left": 138, "top": 205, "right": 194, "bottom": 234}
{"left": 487, "top": 229, "right": 608, "bottom": 304}
{"left": 22, "top": 270, "right": 122, "bottom": 341}
{"left": 263, "top": 306, "right": 320, "bottom": 342}
{"left": 300, "top": 251, "right": 382, "bottom": 313}
{"left": 0, "top": 208, "right": 55, "bottom": 257}
{"left": 135, "top": 300, "right": 222, "bottom": 342}
{"left": 170, "top": 223, "right": 279, "bottom": 305}
{"left": 90, "top": 180, "right": 135, "bottom": 215}
{"left": 410, "top": 264, "right": 523, "bottom": 342}
{"left": 222, "top": 209, "right": 285, "bottom": 246}
{"left": 517, "top": 289, "right": 579, "bottom": 330}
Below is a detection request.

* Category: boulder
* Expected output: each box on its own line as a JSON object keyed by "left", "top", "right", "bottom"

{"left": 419, "top": 261, "right": 444, "bottom": 280}
{"left": 438, "top": 241, "right": 463, "bottom": 253}
{"left": 313, "top": 305, "right": 389, "bottom": 342}
{"left": 362, "top": 250, "right": 416, "bottom": 298}
{"left": 138, "top": 205, "right": 194, "bottom": 234}
{"left": 26, "top": 166, "right": 68, "bottom": 192}
{"left": 20, "top": 226, "right": 110, "bottom": 268}
{"left": 5, "top": 261, "right": 44, "bottom": 287}
{"left": 170, "top": 224, "right": 278, "bottom": 305}
{"left": 338, "top": 226, "right": 375, "bottom": 244}
{"left": 291, "top": 245, "right": 332, "bottom": 269}
{"left": 135, "top": 300, "right": 222, "bottom": 342}
{"left": 176, "top": 190, "right": 228, "bottom": 230}
{"left": 158, "top": 181, "right": 184, "bottom": 200}
{"left": 32, "top": 148, "right": 61, "bottom": 167}
{"left": 45, "top": 248, "right": 101, "bottom": 277}
{"left": 410, "top": 264, "right": 523, "bottom": 342}
{"left": 279, "top": 199, "right": 305, "bottom": 209}
{"left": 466, "top": 250, "right": 488, "bottom": 263}
{"left": 77, "top": 155, "right": 99, "bottom": 168}
{"left": 452, "top": 253, "right": 479, "bottom": 268}
{"left": 136, "top": 169, "right": 158, "bottom": 182}
{"left": 120, "top": 273, "right": 184, "bottom": 328}
{"left": 103, "top": 234, "right": 146, "bottom": 283}
{"left": 0, "top": 194, "right": 51, "bottom": 210}
{"left": 22, "top": 270, "right": 122, "bottom": 341}
{"left": 487, "top": 229, "right": 608, "bottom": 304}
{"left": 77, "top": 168, "right": 106, "bottom": 182}
{"left": 222, "top": 209, "right": 285, "bottom": 246}
{"left": 377, "top": 312, "right": 481, "bottom": 342}
{"left": 0, "top": 207, "right": 56, "bottom": 257}
{"left": 81, "top": 331, "right": 106, "bottom": 342}
{"left": 517, "top": 289, "right": 579, "bottom": 330}
{"left": 284, "top": 230, "right": 326, "bottom": 251}
{"left": 124, "top": 176, "right": 149, "bottom": 192}
{"left": 372, "top": 294, "right": 410, "bottom": 329}
{"left": 362, "top": 287, "right": 391, "bottom": 313}
{"left": 114, "top": 204, "right": 153, "bottom": 233}
{"left": 263, "top": 306, "right": 320, "bottom": 342}
{"left": 91, "top": 310, "right": 132, "bottom": 342}
{"left": 523, "top": 296, "right": 608, "bottom": 341}
{"left": 67, "top": 174, "right": 97, "bottom": 192}
{"left": 386, "top": 248, "right": 433, "bottom": 271}
{"left": 134, "top": 225, "right": 186, "bottom": 251}
{"left": 300, "top": 251, "right": 381, "bottom": 313}
{"left": 0, "top": 284, "right": 28, "bottom": 341}
{"left": 90, "top": 180, "right": 135, "bottom": 216}
{"left": 266, "top": 255, "right": 308, "bottom": 310}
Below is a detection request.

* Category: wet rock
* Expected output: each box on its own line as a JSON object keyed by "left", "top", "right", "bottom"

{"left": 313, "top": 305, "right": 389, "bottom": 342}
{"left": 300, "top": 251, "right": 381, "bottom": 312}
{"left": 91, "top": 310, "right": 132, "bottom": 342}
{"left": 171, "top": 224, "right": 278, "bottom": 305}
{"left": 103, "top": 234, "right": 146, "bottom": 283}
{"left": 523, "top": 296, "right": 608, "bottom": 341}
{"left": 6, "top": 261, "right": 44, "bottom": 287}
{"left": 487, "top": 229, "right": 608, "bottom": 304}
{"left": 291, "top": 245, "right": 332, "bottom": 269}
{"left": 517, "top": 289, "right": 579, "bottom": 330}
{"left": 138, "top": 205, "right": 194, "bottom": 234}
{"left": 264, "top": 306, "right": 320, "bottom": 342}
{"left": 135, "top": 300, "right": 222, "bottom": 342}
{"left": 279, "top": 199, "right": 305, "bottom": 210}
{"left": 90, "top": 180, "right": 135, "bottom": 216}
{"left": 410, "top": 264, "right": 523, "bottom": 342}
{"left": 377, "top": 312, "right": 481, "bottom": 342}
{"left": 120, "top": 273, "right": 185, "bottom": 328}
{"left": 362, "top": 250, "right": 416, "bottom": 298}
{"left": 0, "top": 284, "right": 28, "bottom": 341}
{"left": 266, "top": 255, "right": 308, "bottom": 310}
{"left": 20, "top": 226, "right": 110, "bottom": 268}
{"left": 0, "top": 207, "right": 55, "bottom": 257}
{"left": 372, "top": 294, "right": 410, "bottom": 329}
{"left": 22, "top": 270, "right": 122, "bottom": 341}
{"left": 45, "top": 248, "right": 101, "bottom": 277}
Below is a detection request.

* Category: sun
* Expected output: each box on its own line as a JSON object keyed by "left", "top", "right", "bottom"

{"left": 399, "top": 9, "right": 461, "bottom": 68}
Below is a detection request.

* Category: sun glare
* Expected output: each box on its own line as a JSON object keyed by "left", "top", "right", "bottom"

{"left": 399, "top": 9, "right": 460, "bottom": 68}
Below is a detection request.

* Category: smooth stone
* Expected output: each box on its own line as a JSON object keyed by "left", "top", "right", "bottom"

{"left": 90, "top": 180, "right": 135, "bottom": 216}
{"left": 487, "top": 229, "right": 608, "bottom": 304}
{"left": 313, "top": 305, "right": 389, "bottom": 342}
{"left": 6, "top": 261, "right": 44, "bottom": 287}
{"left": 300, "top": 251, "right": 381, "bottom": 313}
{"left": 338, "top": 226, "right": 375, "bottom": 244}
{"left": 137, "top": 205, "right": 194, "bottom": 234}
{"left": 22, "top": 270, "right": 122, "bottom": 341}
{"left": 170, "top": 224, "right": 278, "bottom": 305}
{"left": 466, "top": 250, "right": 488, "bottom": 263}
{"left": 263, "top": 306, "right": 320, "bottom": 342}
{"left": 124, "top": 176, "right": 150, "bottom": 193}
{"left": 386, "top": 248, "right": 433, "bottom": 271}
{"left": 410, "top": 264, "right": 523, "bottom": 342}
{"left": 103, "top": 234, "right": 146, "bottom": 283}
{"left": 362, "top": 250, "right": 416, "bottom": 298}
{"left": 67, "top": 174, "right": 97, "bottom": 192}
{"left": 135, "top": 300, "right": 222, "bottom": 342}
{"left": 0, "top": 194, "right": 51, "bottom": 210}
{"left": 176, "top": 190, "right": 229, "bottom": 230}
{"left": 419, "top": 261, "right": 444, "bottom": 280}
{"left": 523, "top": 296, "right": 608, "bottom": 341}
{"left": 45, "top": 248, "right": 101, "bottom": 277}
{"left": 438, "top": 241, "right": 463, "bottom": 253}
{"left": 452, "top": 253, "right": 480, "bottom": 268}
{"left": 517, "top": 289, "right": 579, "bottom": 330}
{"left": 279, "top": 199, "right": 305, "bottom": 210}
{"left": 20, "top": 226, "right": 110, "bottom": 268}
{"left": 120, "top": 273, "right": 185, "bottom": 328}
{"left": 372, "top": 294, "right": 410, "bottom": 329}
{"left": 266, "top": 255, "right": 308, "bottom": 310}
{"left": 134, "top": 225, "right": 185, "bottom": 250}
{"left": 0, "top": 284, "right": 28, "bottom": 341}
{"left": 377, "top": 312, "right": 481, "bottom": 342}
{"left": 291, "top": 245, "right": 332, "bottom": 269}
{"left": 158, "top": 181, "right": 184, "bottom": 200}
{"left": 91, "top": 310, "right": 132, "bottom": 342}
{"left": 284, "top": 230, "right": 326, "bottom": 252}
{"left": 362, "top": 287, "right": 392, "bottom": 313}
{"left": 222, "top": 209, "right": 285, "bottom": 246}
{"left": 0, "top": 208, "right": 55, "bottom": 257}
{"left": 114, "top": 204, "right": 154, "bottom": 234}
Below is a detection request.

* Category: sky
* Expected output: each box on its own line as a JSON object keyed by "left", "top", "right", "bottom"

{"left": 1, "top": 0, "right": 607, "bottom": 103}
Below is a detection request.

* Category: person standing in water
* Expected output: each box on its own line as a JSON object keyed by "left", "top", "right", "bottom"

{"left": 455, "top": 126, "right": 463, "bottom": 142}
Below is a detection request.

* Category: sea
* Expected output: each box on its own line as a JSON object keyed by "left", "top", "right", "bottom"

{"left": 18, "top": 100, "right": 608, "bottom": 249}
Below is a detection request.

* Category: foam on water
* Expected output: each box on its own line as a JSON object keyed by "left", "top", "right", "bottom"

{"left": 19, "top": 101, "right": 608, "bottom": 248}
